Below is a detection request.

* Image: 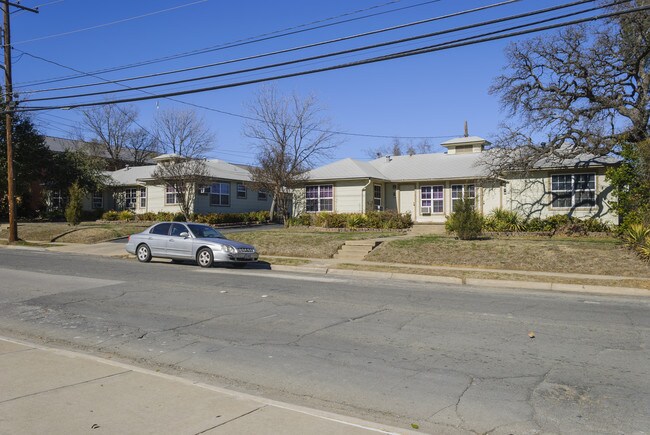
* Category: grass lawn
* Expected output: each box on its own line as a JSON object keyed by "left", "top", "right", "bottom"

{"left": 231, "top": 228, "right": 404, "bottom": 258}
{"left": 0, "top": 222, "right": 150, "bottom": 244}
{"left": 366, "top": 234, "right": 650, "bottom": 278}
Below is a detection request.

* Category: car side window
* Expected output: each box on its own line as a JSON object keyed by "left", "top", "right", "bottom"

{"left": 150, "top": 223, "right": 171, "bottom": 235}
{"left": 170, "top": 223, "right": 188, "bottom": 237}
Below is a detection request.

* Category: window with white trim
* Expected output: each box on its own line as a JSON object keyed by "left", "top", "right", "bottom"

{"left": 165, "top": 186, "right": 180, "bottom": 205}
{"left": 125, "top": 188, "right": 137, "bottom": 210}
{"left": 236, "top": 183, "right": 246, "bottom": 199}
{"left": 373, "top": 185, "right": 382, "bottom": 210}
{"left": 451, "top": 184, "right": 475, "bottom": 211}
{"left": 551, "top": 173, "right": 595, "bottom": 207}
{"left": 421, "top": 185, "right": 443, "bottom": 214}
{"left": 50, "top": 189, "right": 67, "bottom": 211}
{"left": 92, "top": 192, "right": 103, "bottom": 210}
{"left": 258, "top": 190, "right": 268, "bottom": 201}
{"left": 210, "top": 182, "right": 230, "bottom": 206}
{"left": 306, "top": 185, "right": 333, "bottom": 212}
{"left": 139, "top": 187, "right": 147, "bottom": 208}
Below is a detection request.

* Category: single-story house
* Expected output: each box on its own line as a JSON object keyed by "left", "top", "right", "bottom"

{"left": 73, "top": 154, "right": 271, "bottom": 215}
{"left": 293, "top": 135, "right": 618, "bottom": 224}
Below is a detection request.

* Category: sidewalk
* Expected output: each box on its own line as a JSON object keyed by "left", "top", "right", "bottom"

{"left": 23, "top": 240, "right": 649, "bottom": 297}
{"left": 0, "top": 337, "right": 414, "bottom": 435}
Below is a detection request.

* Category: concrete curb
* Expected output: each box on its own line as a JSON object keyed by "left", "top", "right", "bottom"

{"left": 271, "top": 264, "right": 649, "bottom": 297}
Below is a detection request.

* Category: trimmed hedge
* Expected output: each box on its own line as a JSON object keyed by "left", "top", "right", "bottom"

{"left": 100, "top": 210, "right": 270, "bottom": 225}
{"left": 482, "top": 210, "right": 611, "bottom": 234}
{"left": 286, "top": 211, "right": 413, "bottom": 230}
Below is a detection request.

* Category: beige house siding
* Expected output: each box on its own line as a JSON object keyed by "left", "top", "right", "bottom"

{"left": 193, "top": 181, "right": 271, "bottom": 214}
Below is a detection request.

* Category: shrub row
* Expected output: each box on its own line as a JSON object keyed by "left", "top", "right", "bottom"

{"left": 286, "top": 211, "right": 413, "bottom": 230}
{"left": 100, "top": 210, "right": 270, "bottom": 225}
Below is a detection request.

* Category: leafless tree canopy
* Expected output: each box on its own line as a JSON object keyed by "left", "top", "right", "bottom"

{"left": 366, "top": 138, "right": 433, "bottom": 159}
{"left": 151, "top": 108, "right": 215, "bottom": 219}
{"left": 154, "top": 108, "right": 214, "bottom": 157}
{"left": 81, "top": 104, "right": 152, "bottom": 170}
{"left": 486, "top": 2, "right": 650, "bottom": 175}
{"left": 244, "top": 86, "right": 339, "bottom": 220}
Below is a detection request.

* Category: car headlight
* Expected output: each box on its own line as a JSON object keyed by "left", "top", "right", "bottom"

{"left": 213, "top": 244, "right": 236, "bottom": 253}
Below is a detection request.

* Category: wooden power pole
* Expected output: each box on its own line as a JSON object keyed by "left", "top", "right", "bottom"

{"left": 2, "top": 0, "right": 37, "bottom": 243}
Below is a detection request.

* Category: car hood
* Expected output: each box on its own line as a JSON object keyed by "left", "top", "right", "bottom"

{"left": 197, "top": 238, "right": 255, "bottom": 250}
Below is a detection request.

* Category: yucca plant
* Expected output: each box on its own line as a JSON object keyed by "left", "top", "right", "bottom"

{"left": 624, "top": 223, "right": 650, "bottom": 247}
{"left": 486, "top": 208, "right": 526, "bottom": 232}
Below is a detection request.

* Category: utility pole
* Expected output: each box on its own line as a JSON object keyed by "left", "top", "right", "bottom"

{"left": 2, "top": 1, "right": 37, "bottom": 243}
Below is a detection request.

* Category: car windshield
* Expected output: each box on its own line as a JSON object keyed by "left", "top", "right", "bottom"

{"left": 187, "top": 224, "right": 225, "bottom": 239}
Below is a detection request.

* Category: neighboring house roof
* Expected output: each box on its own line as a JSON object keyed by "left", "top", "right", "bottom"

{"left": 44, "top": 136, "right": 157, "bottom": 164}
{"left": 106, "top": 159, "right": 253, "bottom": 186}
{"left": 307, "top": 158, "right": 388, "bottom": 181}
{"left": 440, "top": 135, "right": 491, "bottom": 146}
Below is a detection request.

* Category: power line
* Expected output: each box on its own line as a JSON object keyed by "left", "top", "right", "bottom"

{"left": 12, "top": 3, "right": 646, "bottom": 113}
{"left": 13, "top": 0, "right": 439, "bottom": 87}
{"left": 20, "top": 0, "right": 520, "bottom": 95}
{"left": 13, "top": 0, "right": 208, "bottom": 45}
{"left": 21, "top": 0, "right": 605, "bottom": 103}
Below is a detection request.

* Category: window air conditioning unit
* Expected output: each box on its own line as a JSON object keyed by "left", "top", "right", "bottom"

{"left": 421, "top": 206, "right": 432, "bottom": 215}
{"left": 198, "top": 186, "right": 210, "bottom": 195}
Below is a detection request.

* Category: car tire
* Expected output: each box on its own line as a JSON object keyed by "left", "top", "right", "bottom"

{"left": 231, "top": 263, "right": 247, "bottom": 268}
{"left": 196, "top": 248, "right": 214, "bottom": 268}
{"left": 136, "top": 244, "right": 152, "bottom": 263}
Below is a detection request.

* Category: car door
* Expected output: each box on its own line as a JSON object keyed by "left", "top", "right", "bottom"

{"left": 166, "top": 223, "right": 194, "bottom": 259}
{"left": 146, "top": 223, "right": 172, "bottom": 256}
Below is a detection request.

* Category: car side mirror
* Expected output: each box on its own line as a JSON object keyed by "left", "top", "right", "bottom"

{"left": 179, "top": 232, "right": 189, "bottom": 238}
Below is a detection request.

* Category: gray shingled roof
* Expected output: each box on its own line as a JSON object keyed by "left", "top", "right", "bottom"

{"left": 306, "top": 158, "right": 388, "bottom": 181}
{"left": 107, "top": 165, "right": 156, "bottom": 186}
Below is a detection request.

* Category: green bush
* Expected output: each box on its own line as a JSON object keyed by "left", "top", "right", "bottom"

{"left": 172, "top": 212, "right": 186, "bottom": 222}
{"left": 118, "top": 210, "right": 135, "bottom": 221}
{"left": 64, "top": 182, "right": 83, "bottom": 226}
{"left": 346, "top": 214, "right": 367, "bottom": 229}
{"left": 445, "top": 198, "right": 483, "bottom": 240}
{"left": 138, "top": 212, "right": 157, "bottom": 221}
{"left": 101, "top": 210, "right": 120, "bottom": 221}
{"left": 483, "top": 208, "right": 526, "bottom": 232}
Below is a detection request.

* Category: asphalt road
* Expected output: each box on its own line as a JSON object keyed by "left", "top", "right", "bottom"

{"left": 0, "top": 249, "right": 648, "bottom": 434}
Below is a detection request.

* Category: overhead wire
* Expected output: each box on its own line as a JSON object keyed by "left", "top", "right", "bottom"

{"left": 21, "top": 0, "right": 608, "bottom": 103}
{"left": 12, "top": 3, "right": 647, "bottom": 113}
{"left": 13, "top": 0, "right": 439, "bottom": 87}
{"left": 20, "top": 0, "right": 522, "bottom": 95}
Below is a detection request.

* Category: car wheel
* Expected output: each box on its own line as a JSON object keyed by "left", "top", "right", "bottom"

{"left": 136, "top": 244, "right": 152, "bottom": 263}
{"left": 196, "top": 248, "right": 213, "bottom": 268}
{"left": 231, "top": 263, "right": 247, "bottom": 268}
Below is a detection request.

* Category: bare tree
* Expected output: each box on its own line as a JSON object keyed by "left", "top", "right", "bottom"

{"left": 151, "top": 108, "right": 215, "bottom": 219}
{"left": 366, "top": 138, "right": 433, "bottom": 159}
{"left": 244, "top": 86, "right": 339, "bottom": 221}
{"left": 485, "top": 2, "right": 650, "bottom": 177}
{"left": 81, "top": 104, "right": 138, "bottom": 170}
{"left": 154, "top": 108, "right": 214, "bottom": 156}
{"left": 127, "top": 128, "right": 159, "bottom": 166}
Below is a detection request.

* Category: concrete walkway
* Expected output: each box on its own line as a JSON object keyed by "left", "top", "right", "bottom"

{"left": 0, "top": 337, "right": 413, "bottom": 435}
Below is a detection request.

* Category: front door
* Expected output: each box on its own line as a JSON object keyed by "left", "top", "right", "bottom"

{"left": 399, "top": 184, "right": 415, "bottom": 218}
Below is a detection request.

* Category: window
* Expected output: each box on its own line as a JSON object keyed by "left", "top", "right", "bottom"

{"left": 210, "top": 182, "right": 230, "bottom": 206}
{"left": 551, "top": 173, "right": 595, "bottom": 208}
{"left": 150, "top": 223, "right": 171, "bottom": 235}
{"left": 92, "top": 192, "right": 103, "bottom": 210}
{"left": 421, "top": 185, "right": 443, "bottom": 214}
{"left": 306, "top": 185, "right": 333, "bottom": 212}
{"left": 170, "top": 223, "right": 188, "bottom": 237}
{"left": 451, "top": 184, "right": 475, "bottom": 211}
{"left": 258, "top": 190, "right": 268, "bottom": 201}
{"left": 373, "top": 185, "right": 382, "bottom": 210}
{"left": 139, "top": 187, "right": 147, "bottom": 208}
{"left": 49, "top": 189, "right": 67, "bottom": 211}
{"left": 165, "top": 186, "right": 181, "bottom": 205}
{"left": 125, "top": 188, "right": 137, "bottom": 210}
{"left": 236, "top": 183, "right": 247, "bottom": 199}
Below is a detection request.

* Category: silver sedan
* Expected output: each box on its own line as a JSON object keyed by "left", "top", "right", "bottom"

{"left": 125, "top": 222, "right": 259, "bottom": 268}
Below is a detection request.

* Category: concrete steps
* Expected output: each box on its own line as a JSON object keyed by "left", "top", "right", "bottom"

{"left": 333, "top": 240, "right": 381, "bottom": 260}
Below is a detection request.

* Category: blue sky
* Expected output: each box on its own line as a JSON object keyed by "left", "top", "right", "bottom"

{"left": 9, "top": 0, "right": 599, "bottom": 165}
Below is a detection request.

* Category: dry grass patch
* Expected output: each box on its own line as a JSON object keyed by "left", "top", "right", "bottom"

{"left": 367, "top": 235, "right": 650, "bottom": 278}
{"left": 0, "top": 222, "right": 149, "bottom": 243}
{"left": 231, "top": 229, "right": 402, "bottom": 258}
{"left": 334, "top": 263, "right": 650, "bottom": 290}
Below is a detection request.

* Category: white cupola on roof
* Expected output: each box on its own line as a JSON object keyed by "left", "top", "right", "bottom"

{"left": 440, "top": 121, "right": 490, "bottom": 154}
